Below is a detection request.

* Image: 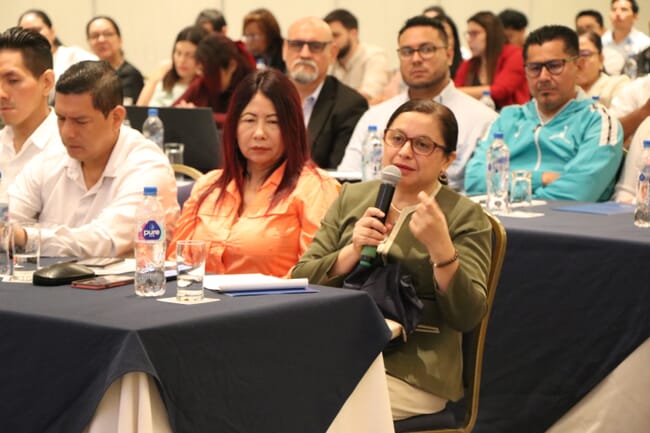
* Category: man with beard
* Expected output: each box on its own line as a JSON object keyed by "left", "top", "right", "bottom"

{"left": 283, "top": 16, "right": 368, "bottom": 169}
{"left": 465, "top": 25, "right": 623, "bottom": 202}
{"left": 324, "top": 9, "right": 391, "bottom": 102}
{"left": 337, "top": 16, "right": 496, "bottom": 192}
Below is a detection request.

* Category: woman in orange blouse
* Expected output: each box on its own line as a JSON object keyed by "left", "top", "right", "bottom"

{"left": 167, "top": 69, "right": 340, "bottom": 276}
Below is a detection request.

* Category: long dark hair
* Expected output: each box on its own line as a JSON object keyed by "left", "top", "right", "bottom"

{"left": 197, "top": 69, "right": 314, "bottom": 215}
{"left": 162, "top": 26, "right": 207, "bottom": 92}
{"left": 465, "top": 11, "right": 505, "bottom": 85}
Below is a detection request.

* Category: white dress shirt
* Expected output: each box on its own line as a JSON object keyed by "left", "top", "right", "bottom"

{"left": 585, "top": 72, "right": 630, "bottom": 108}
{"left": 609, "top": 74, "right": 650, "bottom": 118}
{"left": 9, "top": 126, "right": 180, "bottom": 257}
{"left": 613, "top": 117, "right": 650, "bottom": 203}
{"left": 337, "top": 81, "right": 497, "bottom": 192}
{"left": 0, "top": 109, "right": 62, "bottom": 201}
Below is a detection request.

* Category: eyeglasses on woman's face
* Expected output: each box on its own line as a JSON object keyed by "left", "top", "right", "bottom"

{"left": 384, "top": 128, "right": 446, "bottom": 156}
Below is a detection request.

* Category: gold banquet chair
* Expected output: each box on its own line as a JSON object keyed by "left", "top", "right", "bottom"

{"left": 172, "top": 164, "right": 203, "bottom": 181}
{"left": 172, "top": 164, "right": 203, "bottom": 209}
{"left": 394, "top": 211, "right": 507, "bottom": 433}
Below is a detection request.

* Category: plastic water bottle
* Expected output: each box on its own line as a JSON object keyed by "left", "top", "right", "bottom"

{"left": 634, "top": 140, "right": 650, "bottom": 227}
{"left": 134, "top": 186, "right": 166, "bottom": 296}
{"left": 362, "top": 125, "right": 383, "bottom": 181}
{"left": 486, "top": 132, "right": 511, "bottom": 215}
{"left": 142, "top": 108, "right": 164, "bottom": 148}
{"left": 479, "top": 89, "right": 496, "bottom": 110}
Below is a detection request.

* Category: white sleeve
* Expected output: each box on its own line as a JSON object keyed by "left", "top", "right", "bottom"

{"left": 613, "top": 118, "right": 650, "bottom": 203}
{"left": 337, "top": 111, "right": 370, "bottom": 171}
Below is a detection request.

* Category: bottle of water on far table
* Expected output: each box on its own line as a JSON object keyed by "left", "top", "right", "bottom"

{"left": 362, "top": 125, "right": 383, "bottom": 181}
{"left": 486, "top": 132, "right": 511, "bottom": 214}
{"left": 479, "top": 89, "right": 496, "bottom": 110}
{"left": 134, "top": 186, "right": 166, "bottom": 296}
{"left": 634, "top": 140, "right": 650, "bottom": 227}
{"left": 142, "top": 108, "right": 164, "bottom": 148}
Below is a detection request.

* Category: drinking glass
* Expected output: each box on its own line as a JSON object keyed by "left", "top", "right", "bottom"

{"left": 175, "top": 240, "right": 206, "bottom": 302}
{"left": 12, "top": 222, "right": 41, "bottom": 282}
{"left": 510, "top": 170, "right": 533, "bottom": 206}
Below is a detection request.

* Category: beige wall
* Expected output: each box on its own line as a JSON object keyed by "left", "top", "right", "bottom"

{"left": 3, "top": 0, "right": 649, "bottom": 79}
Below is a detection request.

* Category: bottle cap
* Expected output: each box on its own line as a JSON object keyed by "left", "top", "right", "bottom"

{"left": 482, "top": 90, "right": 491, "bottom": 96}
{"left": 493, "top": 132, "right": 504, "bottom": 139}
{"left": 147, "top": 108, "right": 159, "bottom": 116}
{"left": 368, "top": 125, "right": 378, "bottom": 132}
{"left": 643, "top": 140, "right": 650, "bottom": 149}
{"left": 143, "top": 186, "right": 158, "bottom": 196}
{"left": 592, "top": 95, "right": 600, "bottom": 101}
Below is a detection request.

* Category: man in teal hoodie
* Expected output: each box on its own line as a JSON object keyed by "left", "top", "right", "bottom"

{"left": 465, "top": 25, "right": 623, "bottom": 202}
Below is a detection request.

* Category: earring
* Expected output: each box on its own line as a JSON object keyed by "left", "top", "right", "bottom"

{"left": 438, "top": 171, "right": 448, "bottom": 186}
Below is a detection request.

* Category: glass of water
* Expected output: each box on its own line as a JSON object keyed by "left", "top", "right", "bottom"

{"left": 12, "top": 222, "right": 41, "bottom": 282}
{"left": 164, "top": 142, "right": 185, "bottom": 165}
{"left": 175, "top": 240, "right": 206, "bottom": 303}
{"left": 510, "top": 170, "right": 533, "bottom": 206}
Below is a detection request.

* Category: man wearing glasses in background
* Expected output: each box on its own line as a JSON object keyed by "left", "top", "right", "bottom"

{"left": 465, "top": 25, "right": 623, "bottom": 202}
{"left": 283, "top": 16, "right": 367, "bottom": 169}
{"left": 337, "top": 16, "right": 496, "bottom": 192}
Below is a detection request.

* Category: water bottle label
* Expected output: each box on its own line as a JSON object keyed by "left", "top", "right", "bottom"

{"left": 139, "top": 220, "right": 163, "bottom": 241}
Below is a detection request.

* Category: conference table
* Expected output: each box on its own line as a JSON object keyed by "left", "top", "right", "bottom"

{"left": 472, "top": 201, "right": 650, "bottom": 433}
{"left": 0, "top": 279, "right": 393, "bottom": 433}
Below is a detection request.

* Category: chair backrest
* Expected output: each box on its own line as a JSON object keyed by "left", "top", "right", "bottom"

{"left": 454, "top": 211, "right": 506, "bottom": 433}
{"left": 393, "top": 211, "right": 507, "bottom": 433}
{"left": 172, "top": 164, "right": 203, "bottom": 180}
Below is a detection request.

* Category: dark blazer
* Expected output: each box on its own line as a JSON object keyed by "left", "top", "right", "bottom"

{"left": 307, "top": 76, "right": 368, "bottom": 169}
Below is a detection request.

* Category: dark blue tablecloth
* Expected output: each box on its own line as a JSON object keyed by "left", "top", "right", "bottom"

{"left": 0, "top": 282, "right": 391, "bottom": 433}
{"left": 473, "top": 202, "right": 650, "bottom": 433}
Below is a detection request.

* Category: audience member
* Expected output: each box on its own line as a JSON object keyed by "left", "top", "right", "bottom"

{"left": 195, "top": 9, "right": 227, "bottom": 35}
{"left": 293, "top": 99, "right": 491, "bottom": 420}
{"left": 242, "top": 8, "right": 286, "bottom": 72}
{"left": 609, "top": 74, "right": 650, "bottom": 145}
{"left": 455, "top": 11, "right": 530, "bottom": 109}
{"left": 381, "top": 14, "right": 466, "bottom": 101}
{"left": 283, "top": 16, "right": 368, "bottom": 169}
{"left": 576, "top": 9, "right": 607, "bottom": 35}
{"left": 0, "top": 27, "right": 62, "bottom": 199}
{"left": 18, "top": 9, "right": 96, "bottom": 83}
{"left": 338, "top": 16, "right": 497, "bottom": 192}
{"left": 613, "top": 116, "right": 650, "bottom": 202}
{"left": 137, "top": 26, "right": 206, "bottom": 107}
{"left": 576, "top": 9, "right": 626, "bottom": 75}
{"left": 601, "top": 0, "right": 650, "bottom": 70}
{"left": 167, "top": 69, "right": 340, "bottom": 276}
{"left": 465, "top": 25, "right": 623, "bottom": 202}
{"left": 9, "top": 61, "right": 178, "bottom": 257}
{"left": 576, "top": 31, "right": 630, "bottom": 107}
{"left": 175, "top": 34, "right": 254, "bottom": 127}
{"left": 324, "top": 9, "right": 391, "bottom": 102}
{"left": 498, "top": 8, "right": 528, "bottom": 47}
{"left": 86, "top": 16, "right": 144, "bottom": 104}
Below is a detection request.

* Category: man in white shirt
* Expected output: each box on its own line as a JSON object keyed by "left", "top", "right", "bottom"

{"left": 337, "top": 16, "right": 497, "bottom": 192}
{"left": 324, "top": 9, "right": 391, "bottom": 102}
{"left": 601, "top": 0, "right": 650, "bottom": 71}
{"left": 0, "top": 27, "right": 62, "bottom": 199}
{"left": 9, "top": 60, "right": 179, "bottom": 257}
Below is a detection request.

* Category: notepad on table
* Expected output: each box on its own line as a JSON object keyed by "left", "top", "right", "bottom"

{"left": 203, "top": 274, "right": 313, "bottom": 295}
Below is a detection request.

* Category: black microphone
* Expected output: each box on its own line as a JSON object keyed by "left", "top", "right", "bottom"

{"left": 359, "top": 165, "right": 401, "bottom": 267}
